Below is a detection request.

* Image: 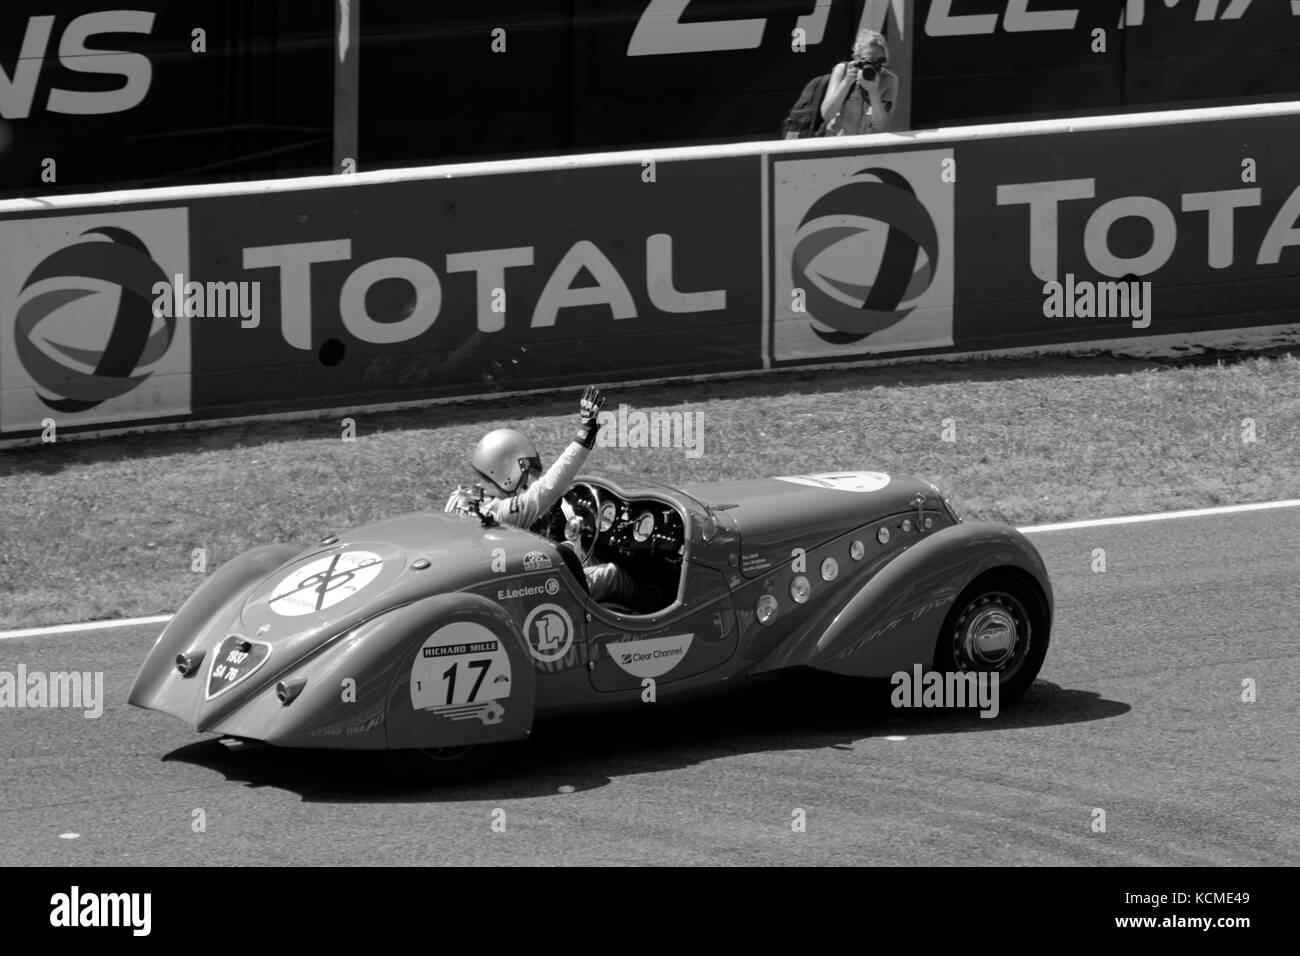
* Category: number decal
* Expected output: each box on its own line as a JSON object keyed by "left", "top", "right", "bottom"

{"left": 439, "top": 658, "right": 495, "bottom": 704}
{"left": 441, "top": 662, "right": 457, "bottom": 705}
{"left": 410, "top": 623, "right": 512, "bottom": 711}
{"left": 467, "top": 658, "right": 492, "bottom": 702}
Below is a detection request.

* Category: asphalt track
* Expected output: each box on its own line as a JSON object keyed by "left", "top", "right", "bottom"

{"left": 1, "top": 507, "right": 1296, "bottom": 866}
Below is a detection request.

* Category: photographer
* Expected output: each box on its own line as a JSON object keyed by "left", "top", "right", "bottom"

{"left": 820, "top": 29, "right": 898, "bottom": 136}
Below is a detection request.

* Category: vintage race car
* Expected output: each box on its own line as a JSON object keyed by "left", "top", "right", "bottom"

{"left": 129, "top": 470, "right": 1052, "bottom": 770}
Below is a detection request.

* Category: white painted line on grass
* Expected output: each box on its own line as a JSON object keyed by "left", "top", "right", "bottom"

{"left": 1017, "top": 498, "right": 1300, "bottom": 534}
{"left": 0, "top": 614, "right": 172, "bottom": 641}
{"left": 3, "top": 498, "right": 1300, "bottom": 641}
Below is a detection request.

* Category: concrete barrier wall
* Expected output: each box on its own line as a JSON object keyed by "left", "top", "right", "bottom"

{"left": 1, "top": 100, "right": 1297, "bottom": 440}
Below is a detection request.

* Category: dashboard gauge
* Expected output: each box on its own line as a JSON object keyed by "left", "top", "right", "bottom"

{"left": 599, "top": 500, "right": 617, "bottom": 532}
{"left": 633, "top": 510, "right": 655, "bottom": 542}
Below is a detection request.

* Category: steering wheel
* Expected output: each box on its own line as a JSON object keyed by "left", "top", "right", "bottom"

{"left": 560, "top": 483, "right": 601, "bottom": 564}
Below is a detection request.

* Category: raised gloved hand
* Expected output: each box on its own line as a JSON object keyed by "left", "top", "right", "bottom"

{"left": 575, "top": 385, "right": 607, "bottom": 449}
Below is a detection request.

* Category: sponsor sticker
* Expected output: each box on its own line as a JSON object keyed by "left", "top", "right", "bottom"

{"left": 498, "top": 577, "right": 561, "bottom": 601}
{"left": 523, "top": 550, "right": 553, "bottom": 571}
{"left": 522, "top": 603, "right": 575, "bottom": 663}
{"left": 410, "top": 621, "right": 512, "bottom": 711}
{"left": 268, "top": 550, "right": 383, "bottom": 616}
{"left": 608, "top": 633, "right": 694, "bottom": 679}
{"left": 310, "top": 711, "right": 387, "bottom": 737}
{"left": 435, "top": 701, "right": 506, "bottom": 725}
{"left": 775, "top": 472, "right": 891, "bottom": 492}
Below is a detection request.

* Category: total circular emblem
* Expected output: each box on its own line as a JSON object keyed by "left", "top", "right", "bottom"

{"left": 268, "top": 550, "right": 383, "bottom": 616}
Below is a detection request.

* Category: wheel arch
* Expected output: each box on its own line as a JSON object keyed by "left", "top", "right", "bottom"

{"left": 755, "top": 521, "right": 1052, "bottom": 679}
{"left": 379, "top": 591, "right": 537, "bottom": 751}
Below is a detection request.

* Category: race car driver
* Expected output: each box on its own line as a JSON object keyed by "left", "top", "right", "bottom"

{"left": 445, "top": 386, "right": 659, "bottom": 611}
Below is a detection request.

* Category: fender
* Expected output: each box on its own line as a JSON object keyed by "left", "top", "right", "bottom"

{"left": 380, "top": 592, "right": 536, "bottom": 750}
{"left": 751, "top": 522, "right": 1052, "bottom": 678}
{"left": 128, "top": 543, "right": 299, "bottom": 715}
{"left": 201, "top": 592, "right": 538, "bottom": 750}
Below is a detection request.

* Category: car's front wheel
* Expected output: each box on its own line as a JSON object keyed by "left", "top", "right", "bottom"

{"left": 933, "top": 571, "right": 1049, "bottom": 705}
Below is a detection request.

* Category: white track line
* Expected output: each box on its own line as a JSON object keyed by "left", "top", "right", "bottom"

{"left": 0, "top": 614, "right": 172, "bottom": 641}
{"left": 2, "top": 498, "right": 1299, "bottom": 641}
{"left": 1017, "top": 498, "right": 1300, "bottom": 534}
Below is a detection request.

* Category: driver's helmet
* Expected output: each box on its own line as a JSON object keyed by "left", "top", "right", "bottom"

{"left": 472, "top": 428, "right": 542, "bottom": 495}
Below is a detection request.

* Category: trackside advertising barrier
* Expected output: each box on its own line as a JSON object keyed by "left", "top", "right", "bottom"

{"left": 0, "top": 153, "right": 764, "bottom": 438}
{"left": 0, "top": 101, "right": 1297, "bottom": 440}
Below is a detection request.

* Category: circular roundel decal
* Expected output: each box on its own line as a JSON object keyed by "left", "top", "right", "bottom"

{"left": 410, "top": 621, "right": 512, "bottom": 711}
{"left": 268, "top": 550, "right": 383, "bottom": 617}
{"left": 775, "top": 472, "right": 890, "bottom": 493}
{"left": 521, "top": 603, "right": 575, "bottom": 663}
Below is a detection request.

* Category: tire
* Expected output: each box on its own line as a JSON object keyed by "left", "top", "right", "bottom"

{"left": 933, "top": 570, "right": 1050, "bottom": 706}
{"left": 395, "top": 744, "right": 502, "bottom": 783}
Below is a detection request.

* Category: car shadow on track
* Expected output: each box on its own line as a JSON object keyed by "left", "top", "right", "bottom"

{"left": 162, "top": 673, "right": 1130, "bottom": 803}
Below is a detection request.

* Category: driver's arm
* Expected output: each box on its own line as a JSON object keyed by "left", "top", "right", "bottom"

{"left": 483, "top": 441, "right": 590, "bottom": 528}
{"left": 482, "top": 385, "right": 606, "bottom": 529}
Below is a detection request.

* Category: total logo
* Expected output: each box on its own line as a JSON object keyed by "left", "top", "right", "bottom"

{"left": 240, "top": 232, "right": 726, "bottom": 353}
{"left": 996, "top": 176, "right": 1300, "bottom": 281}
{"left": 771, "top": 150, "right": 955, "bottom": 362}
{"left": 0, "top": 211, "right": 191, "bottom": 433}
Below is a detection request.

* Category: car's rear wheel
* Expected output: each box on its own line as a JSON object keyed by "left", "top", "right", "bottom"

{"left": 396, "top": 743, "right": 501, "bottom": 782}
{"left": 418, "top": 745, "right": 477, "bottom": 765}
{"left": 933, "top": 571, "right": 1049, "bottom": 706}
